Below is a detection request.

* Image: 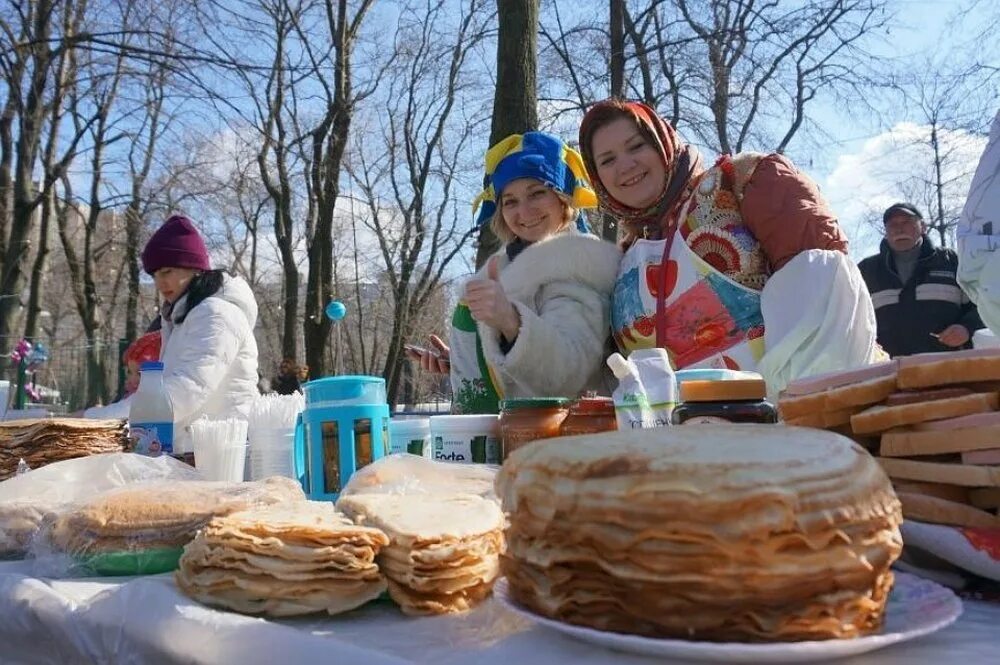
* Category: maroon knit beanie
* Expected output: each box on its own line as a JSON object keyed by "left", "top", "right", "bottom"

{"left": 141, "top": 215, "right": 211, "bottom": 275}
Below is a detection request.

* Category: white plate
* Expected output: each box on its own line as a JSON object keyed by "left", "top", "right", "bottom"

{"left": 494, "top": 571, "right": 962, "bottom": 663}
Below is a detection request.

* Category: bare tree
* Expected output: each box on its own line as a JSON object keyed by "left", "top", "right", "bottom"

{"left": 0, "top": 0, "right": 96, "bottom": 345}
{"left": 300, "top": 0, "right": 378, "bottom": 377}
{"left": 347, "top": 0, "right": 491, "bottom": 407}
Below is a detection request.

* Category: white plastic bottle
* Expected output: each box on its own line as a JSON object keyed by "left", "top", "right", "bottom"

{"left": 129, "top": 361, "right": 174, "bottom": 456}
{"left": 606, "top": 353, "right": 653, "bottom": 431}
{"left": 628, "top": 348, "right": 677, "bottom": 427}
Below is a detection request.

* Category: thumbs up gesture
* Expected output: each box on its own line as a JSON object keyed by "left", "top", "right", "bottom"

{"left": 464, "top": 257, "right": 521, "bottom": 340}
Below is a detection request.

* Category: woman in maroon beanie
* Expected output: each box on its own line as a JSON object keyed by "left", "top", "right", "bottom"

{"left": 140, "top": 214, "right": 259, "bottom": 454}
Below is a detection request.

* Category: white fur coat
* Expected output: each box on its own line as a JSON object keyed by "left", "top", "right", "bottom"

{"left": 473, "top": 232, "right": 621, "bottom": 402}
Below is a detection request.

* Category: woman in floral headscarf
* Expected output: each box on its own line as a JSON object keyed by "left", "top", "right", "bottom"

{"left": 579, "top": 99, "right": 883, "bottom": 392}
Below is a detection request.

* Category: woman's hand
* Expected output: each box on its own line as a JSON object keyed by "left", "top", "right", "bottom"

{"left": 464, "top": 257, "right": 521, "bottom": 339}
{"left": 405, "top": 334, "right": 451, "bottom": 374}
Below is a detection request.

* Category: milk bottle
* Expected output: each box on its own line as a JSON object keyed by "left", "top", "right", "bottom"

{"left": 129, "top": 361, "right": 174, "bottom": 456}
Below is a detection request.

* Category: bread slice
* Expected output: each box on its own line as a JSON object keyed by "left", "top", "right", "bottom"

{"left": 893, "top": 481, "right": 971, "bottom": 504}
{"left": 897, "top": 349, "right": 1000, "bottom": 389}
{"left": 778, "top": 375, "right": 896, "bottom": 420}
{"left": 962, "top": 448, "right": 1000, "bottom": 465}
{"left": 897, "top": 491, "right": 1000, "bottom": 528}
{"left": 877, "top": 457, "right": 1000, "bottom": 487}
{"left": 879, "top": 426, "right": 1000, "bottom": 457}
{"left": 783, "top": 407, "right": 860, "bottom": 429}
{"left": 969, "top": 488, "right": 1000, "bottom": 510}
{"left": 884, "top": 387, "right": 974, "bottom": 407}
{"left": 851, "top": 392, "right": 998, "bottom": 435}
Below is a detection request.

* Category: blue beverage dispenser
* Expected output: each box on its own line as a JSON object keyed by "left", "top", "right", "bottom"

{"left": 293, "top": 375, "right": 390, "bottom": 501}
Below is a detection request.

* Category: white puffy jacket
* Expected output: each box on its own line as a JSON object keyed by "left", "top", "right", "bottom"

{"left": 159, "top": 274, "right": 259, "bottom": 453}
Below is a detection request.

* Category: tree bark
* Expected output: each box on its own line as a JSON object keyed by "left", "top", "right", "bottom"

{"left": 476, "top": 0, "right": 539, "bottom": 269}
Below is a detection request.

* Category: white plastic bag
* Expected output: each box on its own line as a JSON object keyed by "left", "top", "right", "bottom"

{"left": 757, "top": 249, "right": 883, "bottom": 396}
{"left": 0, "top": 452, "right": 202, "bottom": 559}
{"left": 339, "top": 453, "right": 498, "bottom": 503}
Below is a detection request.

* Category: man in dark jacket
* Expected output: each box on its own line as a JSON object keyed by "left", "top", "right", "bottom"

{"left": 858, "top": 202, "right": 984, "bottom": 357}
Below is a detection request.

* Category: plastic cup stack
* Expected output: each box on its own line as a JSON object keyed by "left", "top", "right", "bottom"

{"left": 247, "top": 393, "right": 304, "bottom": 481}
{"left": 190, "top": 416, "right": 249, "bottom": 482}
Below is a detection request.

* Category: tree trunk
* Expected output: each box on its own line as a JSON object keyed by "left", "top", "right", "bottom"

{"left": 476, "top": 0, "right": 539, "bottom": 268}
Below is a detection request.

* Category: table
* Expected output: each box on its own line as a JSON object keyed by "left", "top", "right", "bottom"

{"left": 1, "top": 560, "right": 997, "bottom": 665}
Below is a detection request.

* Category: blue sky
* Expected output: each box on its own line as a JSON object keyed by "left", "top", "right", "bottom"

{"left": 811, "top": 0, "right": 997, "bottom": 259}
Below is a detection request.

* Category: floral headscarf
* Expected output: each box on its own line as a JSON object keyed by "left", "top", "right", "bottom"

{"left": 579, "top": 99, "right": 703, "bottom": 242}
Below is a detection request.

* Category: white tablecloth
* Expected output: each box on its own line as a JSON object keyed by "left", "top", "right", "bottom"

{"left": 1, "top": 560, "right": 998, "bottom": 665}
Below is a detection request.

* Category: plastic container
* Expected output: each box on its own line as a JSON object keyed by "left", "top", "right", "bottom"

{"left": 389, "top": 418, "right": 432, "bottom": 457}
{"left": 429, "top": 414, "right": 500, "bottom": 464}
{"left": 248, "top": 427, "right": 297, "bottom": 480}
{"left": 671, "top": 378, "right": 778, "bottom": 425}
{"left": 560, "top": 396, "right": 617, "bottom": 437}
{"left": 607, "top": 352, "right": 652, "bottom": 430}
{"left": 294, "top": 375, "right": 391, "bottom": 501}
{"left": 629, "top": 348, "right": 676, "bottom": 426}
{"left": 129, "top": 361, "right": 174, "bottom": 456}
{"left": 499, "top": 398, "right": 570, "bottom": 460}
{"left": 0, "top": 380, "right": 9, "bottom": 419}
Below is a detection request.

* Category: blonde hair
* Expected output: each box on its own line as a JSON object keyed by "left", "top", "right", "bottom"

{"left": 489, "top": 190, "right": 577, "bottom": 244}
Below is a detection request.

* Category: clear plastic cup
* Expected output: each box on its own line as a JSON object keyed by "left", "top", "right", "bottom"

{"left": 248, "top": 428, "right": 296, "bottom": 480}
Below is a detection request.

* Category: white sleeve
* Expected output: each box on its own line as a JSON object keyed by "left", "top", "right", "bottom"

{"left": 478, "top": 280, "right": 609, "bottom": 398}
{"left": 757, "top": 250, "right": 884, "bottom": 396}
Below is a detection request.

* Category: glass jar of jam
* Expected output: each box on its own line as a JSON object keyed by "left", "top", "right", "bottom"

{"left": 499, "top": 398, "right": 570, "bottom": 461}
{"left": 671, "top": 379, "right": 777, "bottom": 425}
{"left": 560, "top": 395, "right": 617, "bottom": 436}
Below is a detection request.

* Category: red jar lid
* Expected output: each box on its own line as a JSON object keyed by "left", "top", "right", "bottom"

{"left": 568, "top": 396, "right": 614, "bottom": 414}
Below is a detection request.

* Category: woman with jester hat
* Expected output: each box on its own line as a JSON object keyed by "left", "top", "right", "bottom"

{"left": 407, "top": 131, "right": 621, "bottom": 414}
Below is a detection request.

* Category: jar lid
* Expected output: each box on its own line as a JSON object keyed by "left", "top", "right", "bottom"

{"left": 500, "top": 397, "right": 571, "bottom": 411}
{"left": 568, "top": 396, "right": 615, "bottom": 414}
{"left": 680, "top": 379, "right": 767, "bottom": 402}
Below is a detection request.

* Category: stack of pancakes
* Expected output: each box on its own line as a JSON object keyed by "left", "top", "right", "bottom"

{"left": 49, "top": 476, "right": 305, "bottom": 559}
{"left": 338, "top": 493, "right": 504, "bottom": 615}
{"left": 0, "top": 419, "right": 128, "bottom": 480}
{"left": 176, "top": 501, "right": 389, "bottom": 616}
{"left": 496, "top": 426, "right": 903, "bottom": 642}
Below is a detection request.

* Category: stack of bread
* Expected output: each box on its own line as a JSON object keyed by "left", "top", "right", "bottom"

{"left": 0, "top": 418, "right": 128, "bottom": 480}
{"left": 337, "top": 493, "right": 504, "bottom": 615}
{"left": 176, "top": 501, "right": 389, "bottom": 616}
{"left": 46, "top": 477, "right": 306, "bottom": 564}
{"left": 778, "top": 349, "right": 1000, "bottom": 529}
{"left": 496, "top": 426, "right": 903, "bottom": 642}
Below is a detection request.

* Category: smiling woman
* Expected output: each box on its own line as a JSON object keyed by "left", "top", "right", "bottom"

{"left": 578, "top": 99, "right": 884, "bottom": 392}
{"left": 407, "top": 131, "right": 622, "bottom": 414}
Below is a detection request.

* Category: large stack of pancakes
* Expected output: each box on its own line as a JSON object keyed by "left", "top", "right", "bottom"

{"left": 176, "top": 501, "right": 389, "bottom": 616}
{"left": 338, "top": 493, "right": 504, "bottom": 615}
{"left": 47, "top": 477, "right": 305, "bottom": 562}
{"left": 778, "top": 349, "right": 1000, "bottom": 528}
{"left": 496, "top": 426, "right": 903, "bottom": 642}
{"left": 0, "top": 418, "right": 128, "bottom": 480}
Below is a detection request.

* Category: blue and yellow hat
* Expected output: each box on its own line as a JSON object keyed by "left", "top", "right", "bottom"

{"left": 472, "top": 131, "right": 598, "bottom": 228}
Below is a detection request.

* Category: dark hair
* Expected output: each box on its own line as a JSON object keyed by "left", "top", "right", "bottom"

{"left": 174, "top": 269, "right": 227, "bottom": 325}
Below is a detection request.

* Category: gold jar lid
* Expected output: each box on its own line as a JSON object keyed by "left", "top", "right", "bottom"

{"left": 680, "top": 379, "right": 767, "bottom": 402}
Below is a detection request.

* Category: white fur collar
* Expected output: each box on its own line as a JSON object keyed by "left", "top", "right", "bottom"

{"left": 483, "top": 233, "right": 622, "bottom": 298}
